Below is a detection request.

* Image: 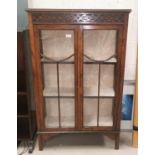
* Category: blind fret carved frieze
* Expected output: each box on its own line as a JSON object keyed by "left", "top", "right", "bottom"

{"left": 32, "top": 12, "right": 125, "bottom": 24}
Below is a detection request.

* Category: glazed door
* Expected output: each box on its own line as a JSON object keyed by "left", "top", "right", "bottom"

{"left": 34, "top": 25, "right": 78, "bottom": 130}
{"left": 33, "top": 25, "right": 123, "bottom": 131}
{"left": 81, "top": 25, "right": 123, "bottom": 129}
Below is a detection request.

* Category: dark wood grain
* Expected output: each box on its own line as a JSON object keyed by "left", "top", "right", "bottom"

{"left": 26, "top": 9, "right": 131, "bottom": 25}
{"left": 28, "top": 13, "right": 44, "bottom": 131}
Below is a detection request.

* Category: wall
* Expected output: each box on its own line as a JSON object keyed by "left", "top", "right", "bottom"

{"left": 28, "top": 0, "right": 137, "bottom": 81}
{"left": 17, "top": 0, "right": 28, "bottom": 31}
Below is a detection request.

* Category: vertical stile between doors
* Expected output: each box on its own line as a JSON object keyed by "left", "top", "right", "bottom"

{"left": 74, "top": 26, "right": 79, "bottom": 129}
{"left": 76, "top": 25, "right": 84, "bottom": 129}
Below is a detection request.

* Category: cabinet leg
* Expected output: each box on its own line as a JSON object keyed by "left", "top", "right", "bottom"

{"left": 38, "top": 135, "right": 44, "bottom": 151}
{"left": 115, "top": 133, "right": 120, "bottom": 150}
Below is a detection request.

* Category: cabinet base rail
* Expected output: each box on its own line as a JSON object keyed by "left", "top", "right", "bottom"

{"left": 37, "top": 131, "right": 120, "bottom": 150}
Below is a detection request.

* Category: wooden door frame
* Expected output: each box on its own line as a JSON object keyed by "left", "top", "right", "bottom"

{"left": 79, "top": 24, "right": 124, "bottom": 131}
{"left": 32, "top": 24, "right": 79, "bottom": 132}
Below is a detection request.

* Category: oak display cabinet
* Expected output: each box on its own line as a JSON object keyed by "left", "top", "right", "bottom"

{"left": 27, "top": 9, "right": 130, "bottom": 150}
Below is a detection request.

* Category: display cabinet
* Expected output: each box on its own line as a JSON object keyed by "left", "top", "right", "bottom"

{"left": 27, "top": 9, "right": 130, "bottom": 150}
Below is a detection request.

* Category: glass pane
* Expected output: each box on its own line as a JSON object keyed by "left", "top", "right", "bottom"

{"left": 83, "top": 99, "right": 98, "bottom": 127}
{"left": 41, "top": 30, "right": 74, "bottom": 61}
{"left": 84, "top": 30, "right": 117, "bottom": 61}
{"left": 45, "top": 98, "right": 59, "bottom": 128}
{"left": 43, "top": 64, "right": 58, "bottom": 96}
{"left": 83, "top": 29, "right": 116, "bottom": 128}
{"left": 41, "top": 30, "right": 75, "bottom": 129}
{"left": 42, "top": 60, "right": 75, "bottom": 97}
{"left": 60, "top": 99, "right": 75, "bottom": 127}
{"left": 99, "top": 99, "right": 113, "bottom": 126}
{"left": 84, "top": 64, "right": 115, "bottom": 97}
{"left": 84, "top": 64, "right": 98, "bottom": 96}
{"left": 100, "top": 65, "right": 115, "bottom": 96}
{"left": 45, "top": 98, "right": 75, "bottom": 128}
{"left": 59, "top": 64, "right": 74, "bottom": 96}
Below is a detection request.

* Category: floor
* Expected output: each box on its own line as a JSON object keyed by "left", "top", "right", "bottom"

{"left": 18, "top": 132, "right": 137, "bottom": 155}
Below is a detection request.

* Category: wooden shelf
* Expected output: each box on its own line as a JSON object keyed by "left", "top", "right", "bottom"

{"left": 17, "top": 92, "right": 27, "bottom": 95}
{"left": 84, "top": 96, "right": 115, "bottom": 98}
{"left": 44, "top": 96, "right": 75, "bottom": 98}
{"left": 17, "top": 114, "right": 29, "bottom": 118}
{"left": 43, "top": 88, "right": 74, "bottom": 97}
{"left": 43, "top": 88, "right": 115, "bottom": 98}
{"left": 41, "top": 59, "right": 117, "bottom": 64}
{"left": 41, "top": 58, "right": 75, "bottom": 64}
{"left": 84, "top": 115, "right": 113, "bottom": 127}
{"left": 45, "top": 115, "right": 113, "bottom": 128}
{"left": 84, "top": 88, "right": 115, "bottom": 97}
{"left": 45, "top": 116, "right": 75, "bottom": 128}
{"left": 84, "top": 57, "right": 117, "bottom": 64}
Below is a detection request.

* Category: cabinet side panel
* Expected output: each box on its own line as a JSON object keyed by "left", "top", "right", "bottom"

{"left": 114, "top": 14, "right": 129, "bottom": 130}
{"left": 28, "top": 13, "right": 44, "bottom": 130}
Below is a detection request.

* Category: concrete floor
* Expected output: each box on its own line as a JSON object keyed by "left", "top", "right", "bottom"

{"left": 18, "top": 132, "right": 137, "bottom": 155}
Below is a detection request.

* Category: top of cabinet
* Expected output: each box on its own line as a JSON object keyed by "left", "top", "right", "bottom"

{"left": 27, "top": 9, "right": 131, "bottom": 13}
{"left": 27, "top": 9, "right": 131, "bottom": 25}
